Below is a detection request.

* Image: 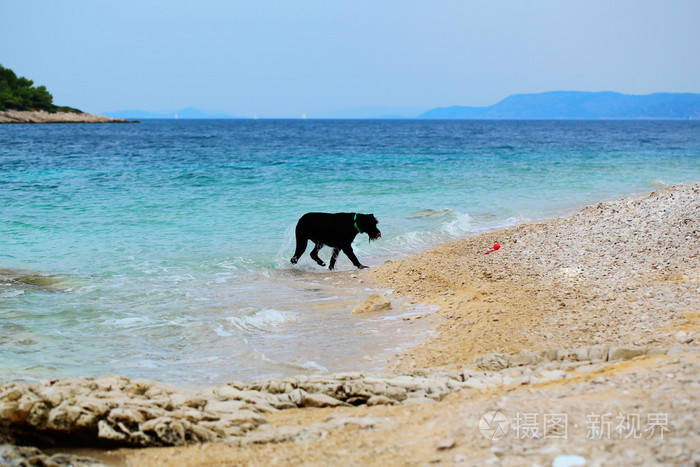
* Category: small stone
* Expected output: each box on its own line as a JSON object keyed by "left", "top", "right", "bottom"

{"left": 402, "top": 396, "right": 435, "bottom": 405}
{"left": 352, "top": 294, "right": 392, "bottom": 313}
{"left": 288, "top": 388, "right": 346, "bottom": 408}
{"left": 533, "top": 369, "right": 568, "bottom": 382}
{"left": 587, "top": 345, "right": 609, "bottom": 361}
{"left": 0, "top": 445, "right": 107, "bottom": 467}
{"left": 463, "top": 378, "right": 486, "bottom": 389}
{"left": 366, "top": 395, "right": 395, "bottom": 406}
{"left": 437, "top": 438, "right": 456, "bottom": 450}
{"left": 490, "top": 446, "right": 505, "bottom": 457}
{"left": 97, "top": 420, "right": 127, "bottom": 441}
{"left": 474, "top": 353, "right": 510, "bottom": 371}
{"left": 552, "top": 454, "right": 586, "bottom": 467}
{"left": 607, "top": 347, "right": 645, "bottom": 361}
{"left": 303, "top": 392, "right": 347, "bottom": 408}
{"left": 644, "top": 346, "right": 667, "bottom": 356}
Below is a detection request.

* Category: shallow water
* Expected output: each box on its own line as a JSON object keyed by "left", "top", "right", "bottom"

{"left": 1, "top": 120, "right": 699, "bottom": 386}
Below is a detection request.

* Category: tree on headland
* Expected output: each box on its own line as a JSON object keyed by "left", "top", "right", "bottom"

{"left": 0, "top": 65, "right": 80, "bottom": 113}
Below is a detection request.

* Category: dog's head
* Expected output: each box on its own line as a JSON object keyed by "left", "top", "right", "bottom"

{"left": 357, "top": 213, "right": 381, "bottom": 241}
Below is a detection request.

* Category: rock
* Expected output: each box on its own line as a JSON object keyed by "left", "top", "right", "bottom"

{"left": 556, "top": 348, "right": 589, "bottom": 361}
{"left": 378, "top": 383, "right": 407, "bottom": 402}
{"left": 437, "top": 438, "right": 456, "bottom": 450}
{"left": 607, "top": 347, "right": 645, "bottom": 361}
{"left": 288, "top": 389, "right": 346, "bottom": 408}
{"left": 151, "top": 418, "right": 187, "bottom": 445}
{"left": 474, "top": 353, "right": 510, "bottom": 371}
{"left": 552, "top": 454, "right": 586, "bottom": 467}
{"left": 302, "top": 392, "right": 347, "bottom": 408}
{"left": 0, "top": 376, "right": 272, "bottom": 448}
{"left": 204, "top": 400, "right": 248, "bottom": 414}
{"left": 26, "top": 401, "right": 50, "bottom": 430}
{"left": 0, "top": 109, "right": 132, "bottom": 124}
{"left": 222, "top": 410, "right": 267, "bottom": 428}
{"left": 508, "top": 352, "right": 542, "bottom": 366}
{"left": 533, "top": 369, "right": 569, "bottom": 382}
{"left": 402, "top": 396, "right": 435, "bottom": 405}
{"left": 587, "top": 345, "right": 610, "bottom": 361}
{"left": 47, "top": 403, "right": 86, "bottom": 431}
{"left": 352, "top": 294, "right": 392, "bottom": 313}
{"left": 481, "top": 375, "right": 504, "bottom": 386}
{"left": 644, "top": 346, "right": 667, "bottom": 356}
{"left": 0, "top": 444, "right": 107, "bottom": 466}
{"left": 288, "top": 388, "right": 306, "bottom": 406}
{"left": 0, "top": 341, "right": 686, "bottom": 452}
{"left": 366, "top": 395, "right": 395, "bottom": 406}
{"left": 324, "top": 416, "right": 382, "bottom": 430}
{"left": 490, "top": 446, "right": 506, "bottom": 457}
{"left": 107, "top": 407, "right": 151, "bottom": 427}
{"left": 242, "top": 425, "right": 305, "bottom": 445}
{"left": 97, "top": 419, "right": 128, "bottom": 442}
{"left": 573, "top": 362, "right": 607, "bottom": 373}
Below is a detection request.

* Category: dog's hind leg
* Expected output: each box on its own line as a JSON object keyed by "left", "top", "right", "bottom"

{"left": 309, "top": 242, "right": 326, "bottom": 267}
{"left": 291, "top": 236, "right": 308, "bottom": 264}
{"left": 329, "top": 248, "right": 340, "bottom": 270}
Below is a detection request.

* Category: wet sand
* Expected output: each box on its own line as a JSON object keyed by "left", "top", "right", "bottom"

{"left": 2, "top": 184, "right": 699, "bottom": 466}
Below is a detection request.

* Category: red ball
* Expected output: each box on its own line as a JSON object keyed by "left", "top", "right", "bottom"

{"left": 493, "top": 243, "right": 501, "bottom": 250}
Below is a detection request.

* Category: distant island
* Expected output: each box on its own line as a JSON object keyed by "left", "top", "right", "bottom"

{"left": 101, "top": 91, "right": 700, "bottom": 121}
{"left": 419, "top": 91, "right": 700, "bottom": 120}
{"left": 0, "top": 65, "right": 130, "bottom": 123}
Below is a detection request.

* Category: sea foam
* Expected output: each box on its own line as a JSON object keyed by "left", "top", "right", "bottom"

{"left": 227, "top": 309, "right": 297, "bottom": 331}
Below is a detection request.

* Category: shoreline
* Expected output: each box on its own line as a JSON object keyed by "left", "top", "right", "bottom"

{"left": 0, "top": 110, "right": 133, "bottom": 124}
{"left": 369, "top": 182, "right": 700, "bottom": 371}
{"left": 1, "top": 184, "right": 698, "bottom": 466}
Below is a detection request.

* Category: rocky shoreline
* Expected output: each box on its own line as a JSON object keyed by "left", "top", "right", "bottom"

{"left": 0, "top": 345, "right": 683, "bottom": 447}
{"left": 0, "top": 110, "right": 132, "bottom": 124}
{"left": 1, "top": 184, "right": 698, "bottom": 466}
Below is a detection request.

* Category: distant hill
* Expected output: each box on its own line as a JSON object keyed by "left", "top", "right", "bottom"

{"left": 104, "top": 107, "right": 242, "bottom": 119}
{"left": 419, "top": 91, "right": 700, "bottom": 120}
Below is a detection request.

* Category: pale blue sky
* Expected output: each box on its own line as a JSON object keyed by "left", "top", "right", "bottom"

{"left": 4, "top": 0, "right": 700, "bottom": 117}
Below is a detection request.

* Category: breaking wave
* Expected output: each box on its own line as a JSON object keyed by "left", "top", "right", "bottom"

{"left": 227, "top": 308, "right": 297, "bottom": 332}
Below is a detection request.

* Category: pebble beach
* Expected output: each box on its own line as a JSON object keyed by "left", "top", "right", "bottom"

{"left": 1, "top": 183, "right": 699, "bottom": 466}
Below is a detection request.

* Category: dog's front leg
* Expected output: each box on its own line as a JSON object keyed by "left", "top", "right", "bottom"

{"left": 341, "top": 245, "right": 367, "bottom": 269}
{"left": 329, "top": 248, "right": 340, "bottom": 270}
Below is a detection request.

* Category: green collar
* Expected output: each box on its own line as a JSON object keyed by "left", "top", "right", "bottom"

{"left": 353, "top": 213, "right": 362, "bottom": 234}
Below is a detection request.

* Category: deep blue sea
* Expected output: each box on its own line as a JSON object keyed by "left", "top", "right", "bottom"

{"left": 2, "top": 120, "right": 699, "bottom": 387}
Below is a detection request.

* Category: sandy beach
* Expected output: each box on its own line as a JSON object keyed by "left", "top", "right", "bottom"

{"left": 2, "top": 184, "right": 698, "bottom": 466}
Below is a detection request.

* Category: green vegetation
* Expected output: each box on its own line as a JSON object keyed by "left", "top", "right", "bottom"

{"left": 0, "top": 64, "right": 80, "bottom": 113}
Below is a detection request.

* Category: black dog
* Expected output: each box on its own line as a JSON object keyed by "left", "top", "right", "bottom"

{"left": 290, "top": 212, "right": 381, "bottom": 270}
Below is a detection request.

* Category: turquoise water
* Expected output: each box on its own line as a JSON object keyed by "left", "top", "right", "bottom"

{"left": 2, "top": 120, "right": 699, "bottom": 386}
